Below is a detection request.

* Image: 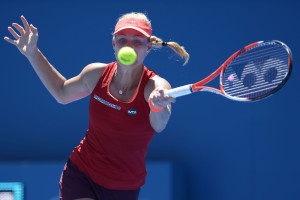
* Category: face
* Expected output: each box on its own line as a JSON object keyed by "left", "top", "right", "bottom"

{"left": 113, "top": 29, "right": 152, "bottom": 67}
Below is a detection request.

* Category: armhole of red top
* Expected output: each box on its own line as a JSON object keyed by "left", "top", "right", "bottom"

{"left": 91, "top": 62, "right": 115, "bottom": 95}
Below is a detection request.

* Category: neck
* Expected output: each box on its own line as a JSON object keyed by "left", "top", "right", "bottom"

{"left": 113, "top": 63, "right": 144, "bottom": 95}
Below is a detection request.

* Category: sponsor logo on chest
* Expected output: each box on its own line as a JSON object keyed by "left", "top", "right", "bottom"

{"left": 94, "top": 94, "right": 138, "bottom": 117}
{"left": 127, "top": 108, "right": 138, "bottom": 116}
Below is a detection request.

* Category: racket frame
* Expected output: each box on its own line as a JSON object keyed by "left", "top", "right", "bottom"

{"left": 165, "top": 40, "right": 292, "bottom": 102}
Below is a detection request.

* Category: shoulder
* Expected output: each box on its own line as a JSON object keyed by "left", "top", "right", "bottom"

{"left": 151, "top": 75, "right": 172, "bottom": 89}
{"left": 81, "top": 62, "right": 108, "bottom": 92}
{"left": 82, "top": 62, "right": 107, "bottom": 76}
{"left": 144, "top": 75, "right": 172, "bottom": 100}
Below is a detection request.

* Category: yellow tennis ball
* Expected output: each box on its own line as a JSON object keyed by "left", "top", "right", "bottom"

{"left": 118, "top": 47, "right": 137, "bottom": 66}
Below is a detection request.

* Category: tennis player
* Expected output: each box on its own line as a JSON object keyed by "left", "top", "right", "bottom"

{"left": 4, "top": 12, "right": 189, "bottom": 200}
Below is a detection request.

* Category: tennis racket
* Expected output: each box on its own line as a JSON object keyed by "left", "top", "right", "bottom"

{"left": 165, "top": 40, "right": 292, "bottom": 101}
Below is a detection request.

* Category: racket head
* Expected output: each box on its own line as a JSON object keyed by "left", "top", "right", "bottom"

{"left": 220, "top": 40, "right": 292, "bottom": 101}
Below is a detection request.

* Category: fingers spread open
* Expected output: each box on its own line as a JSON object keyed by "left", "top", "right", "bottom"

{"left": 8, "top": 27, "right": 20, "bottom": 39}
{"left": 4, "top": 37, "right": 16, "bottom": 45}
{"left": 30, "top": 24, "right": 38, "bottom": 33}
{"left": 12, "top": 23, "right": 25, "bottom": 35}
{"left": 21, "top": 15, "right": 31, "bottom": 33}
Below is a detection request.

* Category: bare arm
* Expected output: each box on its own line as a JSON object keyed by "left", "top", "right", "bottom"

{"left": 4, "top": 16, "right": 105, "bottom": 104}
{"left": 145, "top": 76, "right": 176, "bottom": 133}
{"left": 27, "top": 50, "right": 105, "bottom": 104}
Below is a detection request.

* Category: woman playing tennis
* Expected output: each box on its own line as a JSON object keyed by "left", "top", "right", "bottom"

{"left": 4, "top": 12, "right": 189, "bottom": 200}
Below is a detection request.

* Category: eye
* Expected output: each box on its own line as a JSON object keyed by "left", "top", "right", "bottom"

{"left": 132, "top": 39, "right": 143, "bottom": 45}
{"left": 118, "top": 38, "right": 127, "bottom": 44}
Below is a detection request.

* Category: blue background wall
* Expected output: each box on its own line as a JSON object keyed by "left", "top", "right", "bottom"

{"left": 1, "top": 0, "right": 299, "bottom": 199}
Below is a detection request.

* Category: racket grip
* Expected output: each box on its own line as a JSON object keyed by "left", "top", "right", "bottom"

{"left": 164, "top": 84, "right": 193, "bottom": 98}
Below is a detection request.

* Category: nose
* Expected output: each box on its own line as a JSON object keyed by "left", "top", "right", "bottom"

{"left": 125, "top": 41, "right": 134, "bottom": 48}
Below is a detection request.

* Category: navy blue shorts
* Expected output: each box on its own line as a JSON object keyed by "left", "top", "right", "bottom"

{"left": 59, "top": 160, "right": 140, "bottom": 200}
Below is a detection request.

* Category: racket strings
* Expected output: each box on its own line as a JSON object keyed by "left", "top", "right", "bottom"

{"left": 222, "top": 44, "right": 289, "bottom": 99}
{"left": 225, "top": 64, "right": 287, "bottom": 97}
{"left": 229, "top": 46, "right": 284, "bottom": 65}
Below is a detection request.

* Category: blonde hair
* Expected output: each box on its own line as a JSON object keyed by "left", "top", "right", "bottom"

{"left": 116, "top": 12, "right": 190, "bottom": 66}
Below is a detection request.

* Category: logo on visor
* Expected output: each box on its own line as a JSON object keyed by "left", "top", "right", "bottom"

{"left": 127, "top": 108, "right": 138, "bottom": 116}
{"left": 128, "top": 19, "right": 138, "bottom": 25}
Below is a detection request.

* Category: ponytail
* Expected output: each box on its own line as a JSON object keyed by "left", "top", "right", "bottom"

{"left": 150, "top": 36, "right": 190, "bottom": 66}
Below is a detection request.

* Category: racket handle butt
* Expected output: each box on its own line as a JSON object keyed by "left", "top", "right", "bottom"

{"left": 165, "top": 84, "right": 193, "bottom": 98}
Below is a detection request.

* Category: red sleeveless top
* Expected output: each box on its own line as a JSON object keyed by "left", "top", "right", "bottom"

{"left": 70, "top": 62, "right": 157, "bottom": 190}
